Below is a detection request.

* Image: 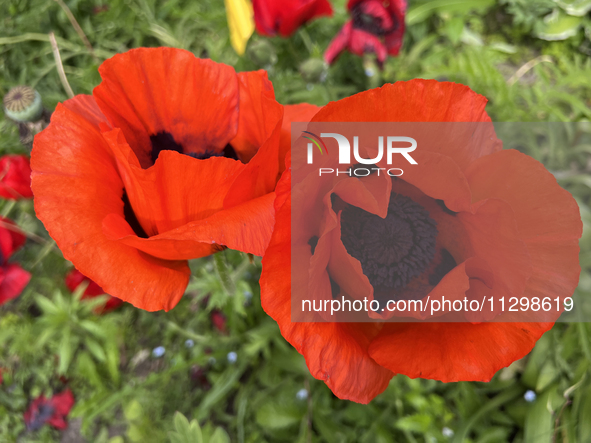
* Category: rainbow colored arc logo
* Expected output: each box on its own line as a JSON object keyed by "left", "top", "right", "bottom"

{"left": 302, "top": 131, "right": 328, "bottom": 155}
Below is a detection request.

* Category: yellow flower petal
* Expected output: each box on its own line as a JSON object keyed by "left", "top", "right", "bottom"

{"left": 225, "top": 0, "right": 255, "bottom": 55}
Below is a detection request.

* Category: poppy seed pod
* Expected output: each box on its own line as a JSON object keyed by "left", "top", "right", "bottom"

{"left": 3, "top": 86, "right": 43, "bottom": 123}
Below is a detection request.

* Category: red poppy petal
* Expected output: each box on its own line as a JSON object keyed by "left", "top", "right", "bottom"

{"left": 62, "top": 94, "right": 109, "bottom": 129}
{"left": 465, "top": 149, "right": 582, "bottom": 314}
{"left": 348, "top": 28, "right": 388, "bottom": 64}
{"left": 261, "top": 168, "right": 393, "bottom": 403}
{"left": 0, "top": 264, "right": 30, "bottom": 305}
{"left": 32, "top": 104, "right": 190, "bottom": 312}
{"left": 458, "top": 198, "right": 532, "bottom": 321}
{"left": 224, "top": 120, "right": 283, "bottom": 210}
{"left": 93, "top": 47, "right": 239, "bottom": 168}
{"left": 278, "top": 0, "right": 333, "bottom": 36}
{"left": 230, "top": 70, "right": 282, "bottom": 163}
{"left": 50, "top": 389, "right": 75, "bottom": 415}
{"left": 104, "top": 131, "right": 245, "bottom": 235}
{"left": 400, "top": 151, "right": 472, "bottom": 212}
{"left": 48, "top": 416, "right": 68, "bottom": 430}
{"left": 280, "top": 104, "right": 320, "bottom": 173}
{"left": 104, "top": 192, "right": 275, "bottom": 259}
{"left": 324, "top": 21, "right": 353, "bottom": 64}
{"left": 0, "top": 217, "right": 26, "bottom": 259}
{"left": 369, "top": 322, "right": 552, "bottom": 382}
{"left": 310, "top": 80, "right": 501, "bottom": 171}
{"left": 0, "top": 155, "right": 33, "bottom": 200}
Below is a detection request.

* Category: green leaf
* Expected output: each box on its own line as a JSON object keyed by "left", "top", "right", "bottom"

{"left": 557, "top": 0, "right": 591, "bottom": 16}
{"left": 255, "top": 401, "right": 302, "bottom": 430}
{"left": 34, "top": 294, "right": 59, "bottom": 315}
{"left": 578, "top": 385, "right": 591, "bottom": 442}
{"left": 209, "top": 427, "right": 230, "bottom": 443}
{"left": 523, "top": 388, "right": 555, "bottom": 443}
{"left": 58, "top": 329, "right": 74, "bottom": 375}
{"left": 536, "top": 10, "right": 583, "bottom": 40}
{"left": 124, "top": 400, "right": 143, "bottom": 422}
{"left": 85, "top": 337, "right": 107, "bottom": 363}
{"left": 406, "top": 0, "right": 495, "bottom": 26}
{"left": 169, "top": 412, "right": 203, "bottom": 443}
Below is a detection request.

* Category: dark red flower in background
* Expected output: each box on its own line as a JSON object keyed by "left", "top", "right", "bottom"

{"left": 0, "top": 155, "right": 33, "bottom": 200}
{"left": 260, "top": 80, "right": 582, "bottom": 403}
{"left": 211, "top": 310, "right": 227, "bottom": 333}
{"left": 23, "top": 389, "right": 75, "bottom": 431}
{"left": 65, "top": 269, "right": 123, "bottom": 312}
{"left": 253, "top": 0, "right": 333, "bottom": 37}
{"left": 0, "top": 216, "right": 30, "bottom": 306}
{"left": 325, "top": 0, "right": 406, "bottom": 66}
{"left": 32, "top": 47, "right": 290, "bottom": 312}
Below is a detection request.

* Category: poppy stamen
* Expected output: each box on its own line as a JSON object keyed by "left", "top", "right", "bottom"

{"left": 340, "top": 194, "right": 437, "bottom": 291}
{"left": 187, "top": 144, "right": 239, "bottom": 161}
{"left": 150, "top": 131, "right": 183, "bottom": 163}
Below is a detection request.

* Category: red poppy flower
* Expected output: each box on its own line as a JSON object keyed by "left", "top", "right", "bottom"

{"left": 260, "top": 79, "right": 582, "bottom": 403}
{"left": 324, "top": 0, "right": 406, "bottom": 66}
{"left": 32, "top": 47, "right": 290, "bottom": 312}
{"left": 0, "top": 216, "right": 30, "bottom": 306}
{"left": 0, "top": 154, "right": 33, "bottom": 200}
{"left": 23, "top": 389, "right": 75, "bottom": 431}
{"left": 65, "top": 268, "right": 123, "bottom": 312}
{"left": 253, "top": 0, "right": 333, "bottom": 37}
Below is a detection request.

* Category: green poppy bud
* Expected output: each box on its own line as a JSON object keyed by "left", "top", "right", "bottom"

{"left": 247, "top": 39, "right": 277, "bottom": 68}
{"left": 299, "top": 58, "right": 327, "bottom": 83}
{"left": 3, "top": 86, "right": 43, "bottom": 123}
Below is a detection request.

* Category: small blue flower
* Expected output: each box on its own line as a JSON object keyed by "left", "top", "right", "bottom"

{"left": 185, "top": 339, "right": 195, "bottom": 348}
{"left": 152, "top": 346, "right": 165, "bottom": 358}
{"left": 227, "top": 352, "right": 238, "bottom": 364}
{"left": 296, "top": 388, "right": 308, "bottom": 401}
{"left": 244, "top": 291, "right": 253, "bottom": 300}
{"left": 524, "top": 390, "right": 536, "bottom": 402}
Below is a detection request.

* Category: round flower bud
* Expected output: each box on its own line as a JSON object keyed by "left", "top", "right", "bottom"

{"left": 247, "top": 40, "right": 277, "bottom": 68}
{"left": 3, "top": 86, "right": 43, "bottom": 123}
{"left": 299, "top": 58, "right": 328, "bottom": 83}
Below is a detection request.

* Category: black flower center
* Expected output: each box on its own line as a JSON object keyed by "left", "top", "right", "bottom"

{"left": 150, "top": 131, "right": 239, "bottom": 164}
{"left": 351, "top": 4, "right": 398, "bottom": 36}
{"left": 340, "top": 194, "right": 438, "bottom": 292}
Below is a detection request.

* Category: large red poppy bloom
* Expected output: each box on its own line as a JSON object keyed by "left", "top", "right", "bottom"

{"left": 253, "top": 0, "right": 333, "bottom": 37}
{"left": 0, "top": 155, "right": 33, "bottom": 200}
{"left": 324, "top": 0, "right": 406, "bottom": 66}
{"left": 23, "top": 389, "right": 75, "bottom": 431}
{"left": 260, "top": 79, "right": 582, "bottom": 403}
{"left": 32, "top": 47, "right": 288, "bottom": 311}
{"left": 65, "top": 268, "right": 123, "bottom": 312}
{"left": 0, "top": 216, "right": 30, "bottom": 306}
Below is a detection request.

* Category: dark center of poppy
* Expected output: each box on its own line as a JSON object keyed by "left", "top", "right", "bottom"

{"left": 340, "top": 194, "right": 437, "bottom": 291}
{"left": 351, "top": 4, "right": 398, "bottom": 36}
{"left": 150, "top": 131, "right": 239, "bottom": 164}
{"left": 27, "top": 403, "right": 55, "bottom": 431}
